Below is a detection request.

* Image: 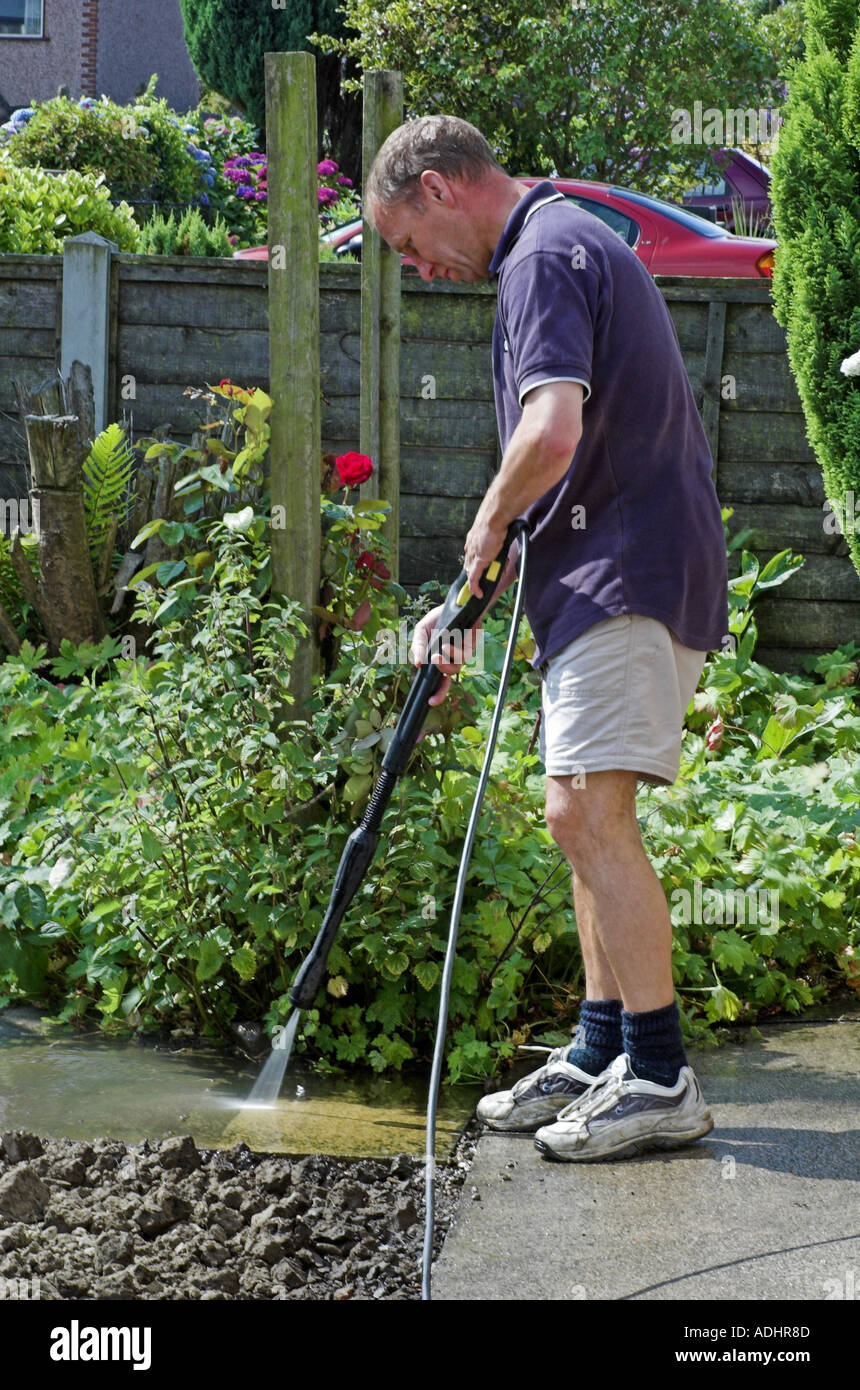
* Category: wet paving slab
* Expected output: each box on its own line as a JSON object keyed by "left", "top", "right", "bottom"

{"left": 0, "top": 1007, "right": 480, "bottom": 1158}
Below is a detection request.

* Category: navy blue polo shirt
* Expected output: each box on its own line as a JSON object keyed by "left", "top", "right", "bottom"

{"left": 489, "top": 180, "right": 728, "bottom": 668}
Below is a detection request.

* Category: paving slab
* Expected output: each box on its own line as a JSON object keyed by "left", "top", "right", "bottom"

{"left": 433, "top": 1013, "right": 860, "bottom": 1300}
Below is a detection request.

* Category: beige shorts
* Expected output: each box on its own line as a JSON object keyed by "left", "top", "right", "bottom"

{"left": 537, "top": 614, "right": 707, "bottom": 786}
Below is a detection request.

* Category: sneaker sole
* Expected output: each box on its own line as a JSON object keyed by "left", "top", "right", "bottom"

{"left": 535, "top": 1113, "right": 714, "bottom": 1163}
{"left": 478, "top": 1117, "right": 548, "bottom": 1133}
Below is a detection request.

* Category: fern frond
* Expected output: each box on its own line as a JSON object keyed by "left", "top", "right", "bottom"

{"left": 82, "top": 422, "right": 135, "bottom": 568}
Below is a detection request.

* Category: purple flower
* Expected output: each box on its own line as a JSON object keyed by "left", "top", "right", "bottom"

{"left": 317, "top": 159, "right": 338, "bottom": 175}
{"left": 237, "top": 184, "right": 255, "bottom": 198}
{"left": 317, "top": 185, "right": 339, "bottom": 206}
{"left": 254, "top": 190, "right": 267, "bottom": 201}
{"left": 337, "top": 176, "right": 353, "bottom": 187}
{"left": 223, "top": 168, "right": 245, "bottom": 182}
{"left": 231, "top": 155, "right": 252, "bottom": 168}
{"left": 198, "top": 192, "right": 210, "bottom": 206}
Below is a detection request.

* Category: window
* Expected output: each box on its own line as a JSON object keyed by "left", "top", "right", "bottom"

{"left": 0, "top": 0, "right": 43, "bottom": 37}
{"left": 613, "top": 187, "right": 727, "bottom": 239}
{"left": 688, "top": 177, "right": 728, "bottom": 198}
{"left": 563, "top": 194, "right": 641, "bottom": 249}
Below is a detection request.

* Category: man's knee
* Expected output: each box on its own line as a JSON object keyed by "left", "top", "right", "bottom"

{"left": 545, "top": 770, "right": 639, "bottom": 866}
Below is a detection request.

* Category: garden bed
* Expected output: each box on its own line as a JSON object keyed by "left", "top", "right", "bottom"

{"left": 0, "top": 1127, "right": 477, "bottom": 1301}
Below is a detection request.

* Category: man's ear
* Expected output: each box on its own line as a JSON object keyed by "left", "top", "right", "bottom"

{"left": 420, "top": 169, "right": 451, "bottom": 205}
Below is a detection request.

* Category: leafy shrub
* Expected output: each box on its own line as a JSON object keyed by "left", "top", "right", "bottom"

{"left": 0, "top": 163, "right": 139, "bottom": 253}
{"left": 0, "top": 400, "right": 857, "bottom": 1081}
{"left": 138, "top": 207, "right": 233, "bottom": 256}
{"left": 181, "top": 110, "right": 263, "bottom": 246}
{"left": 5, "top": 85, "right": 208, "bottom": 218}
{"left": 4, "top": 95, "right": 159, "bottom": 189}
{"left": 770, "top": 0, "right": 860, "bottom": 580}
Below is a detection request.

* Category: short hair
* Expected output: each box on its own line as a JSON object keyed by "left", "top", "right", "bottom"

{"left": 364, "top": 115, "right": 504, "bottom": 227}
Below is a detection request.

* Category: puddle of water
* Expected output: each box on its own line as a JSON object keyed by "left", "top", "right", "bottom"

{"left": 0, "top": 1008, "right": 480, "bottom": 1158}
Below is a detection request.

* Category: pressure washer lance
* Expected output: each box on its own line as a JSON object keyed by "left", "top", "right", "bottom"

{"left": 288, "top": 516, "right": 531, "bottom": 1297}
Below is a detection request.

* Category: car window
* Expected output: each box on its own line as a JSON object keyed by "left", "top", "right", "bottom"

{"left": 688, "top": 177, "right": 728, "bottom": 197}
{"left": 562, "top": 194, "right": 640, "bottom": 248}
{"left": 613, "top": 187, "right": 727, "bottom": 238}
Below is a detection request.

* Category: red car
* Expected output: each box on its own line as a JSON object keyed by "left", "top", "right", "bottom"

{"left": 235, "top": 177, "right": 775, "bottom": 278}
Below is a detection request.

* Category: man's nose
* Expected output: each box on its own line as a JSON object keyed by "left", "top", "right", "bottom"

{"left": 413, "top": 258, "right": 437, "bottom": 281}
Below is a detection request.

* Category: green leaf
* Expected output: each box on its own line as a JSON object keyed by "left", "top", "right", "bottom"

{"left": 159, "top": 521, "right": 186, "bottom": 546}
{"left": 231, "top": 946, "right": 258, "bottom": 981}
{"left": 224, "top": 507, "right": 254, "bottom": 533}
{"left": 755, "top": 550, "right": 804, "bottom": 590}
{"left": 196, "top": 938, "right": 224, "bottom": 981}
{"left": 83, "top": 899, "right": 122, "bottom": 926}
{"left": 155, "top": 560, "right": 187, "bottom": 585}
{"left": 131, "top": 518, "right": 165, "bottom": 548}
{"left": 414, "top": 960, "right": 440, "bottom": 990}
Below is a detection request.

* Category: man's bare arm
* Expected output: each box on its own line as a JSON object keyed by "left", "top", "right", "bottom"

{"left": 462, "top": 379, "right": 584, "bottom": 595}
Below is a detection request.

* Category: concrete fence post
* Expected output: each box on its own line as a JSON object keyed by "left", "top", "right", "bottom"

{"left": 60, "top": 232, "right": 117, "bottom": 433}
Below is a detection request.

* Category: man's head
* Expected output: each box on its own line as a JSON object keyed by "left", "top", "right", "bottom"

{"left": 364, "top": 115, "right": 520, "bottom": 282}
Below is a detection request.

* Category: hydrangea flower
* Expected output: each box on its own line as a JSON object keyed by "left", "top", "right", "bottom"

{"left": 317, "top": 186, "right": 339, "bottom": 206}
{"left": 317, "top": 158, "right": 338, "bottom": 176}
{"left": 198, "top": 193, "right": 210, "bottom": 206}
{"left": 337, "top": 176, "right": 353, "bottom": 187}
{"left": 237, "top": 184, "right": 255, "bottom": 198}
{"left": 254, "top": 190, "right": 267, "bottom": 201}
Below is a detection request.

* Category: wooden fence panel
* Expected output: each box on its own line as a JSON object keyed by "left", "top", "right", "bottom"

{"left": 1, "top": 255, "right": 858, "bottom": 664}
{"left": 0, "top": 258, "right": 62, "bottom": 498}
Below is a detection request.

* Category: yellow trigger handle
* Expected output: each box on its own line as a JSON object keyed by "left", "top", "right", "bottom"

{"left": 456, "top": 559, "right": 500, "bottom": 607}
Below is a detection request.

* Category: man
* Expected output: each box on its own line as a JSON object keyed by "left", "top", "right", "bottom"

{"left": 364, "top": 115, "right": 728, "bottom": 1162}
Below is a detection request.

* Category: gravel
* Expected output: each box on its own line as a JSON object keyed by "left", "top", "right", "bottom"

{"left": 0, "top": 1126, "right": 478, "bottom": 1301}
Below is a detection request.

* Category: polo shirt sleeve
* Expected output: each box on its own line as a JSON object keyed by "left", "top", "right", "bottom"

{"left": 501, "top": 248, "right": 598, "bottom": 407}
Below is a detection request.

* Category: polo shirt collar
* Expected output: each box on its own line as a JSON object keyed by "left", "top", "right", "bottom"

{"left": 488, "top": 180, "right": 563, "bottom": 276}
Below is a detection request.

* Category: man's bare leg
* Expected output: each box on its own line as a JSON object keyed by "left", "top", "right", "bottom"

{"left": 546, "top": 769, "right": 674, "bottom": 1011}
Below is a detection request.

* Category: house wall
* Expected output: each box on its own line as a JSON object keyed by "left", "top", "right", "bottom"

{"left": 0, "top": 0, "right": 82, "bottom": 109}
{"left": 0, "top": 0, "right": 199, "bottom": 115}
{"left": 95, "top": 0, "right": 200, "bottom": 112}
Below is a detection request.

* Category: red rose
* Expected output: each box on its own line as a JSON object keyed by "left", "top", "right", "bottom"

{"left": 336, "top": 451, "right": 374, "bottom": 487}
{"left": 356, "top": 549, "right": 391, "bottom": 580}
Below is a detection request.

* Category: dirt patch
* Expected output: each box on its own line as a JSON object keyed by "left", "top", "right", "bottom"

{"left": 0, "top": 1127, "right": 478, "bottom": 1300}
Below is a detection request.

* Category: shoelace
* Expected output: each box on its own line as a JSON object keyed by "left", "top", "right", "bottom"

{"left": 555, "top": 1056, "right": 631, "bottom": 1122}
{"left": 510, "top": 1044, "right": 572, "bottom": 1098}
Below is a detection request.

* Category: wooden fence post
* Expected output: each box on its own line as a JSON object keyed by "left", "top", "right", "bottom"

{"left": 359, "top": 71, "right": 403, "bottom": 579}
{"left": 265, "top": 50, "right": 321, "bottom": 714}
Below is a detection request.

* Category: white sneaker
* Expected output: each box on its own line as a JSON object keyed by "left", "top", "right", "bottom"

{"left": 533, "top": 1053, "right": 714, "bottom": 1161}
{"left": 476, "top": 1046, "right": 601, "bottom": 1132}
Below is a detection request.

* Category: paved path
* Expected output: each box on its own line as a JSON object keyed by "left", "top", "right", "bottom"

{"left": 433, "top": 1012, "right": 860, "bottom": 1300}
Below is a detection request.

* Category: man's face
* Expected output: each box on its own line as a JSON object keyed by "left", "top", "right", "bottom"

{"left": 371, "top": 174, "right": 491, "bottom": 283}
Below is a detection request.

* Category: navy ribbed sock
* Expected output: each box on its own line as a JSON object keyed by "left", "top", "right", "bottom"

{"left": 622, "top": 1002, "right": 688, "bottom": 1088}
{"left": 566, "top": 997, "right": 623, "bottom": 1077}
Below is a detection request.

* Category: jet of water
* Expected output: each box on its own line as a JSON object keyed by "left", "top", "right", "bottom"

{"left": 245, "top": 1008, "right": 301, "bottom": 1107}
